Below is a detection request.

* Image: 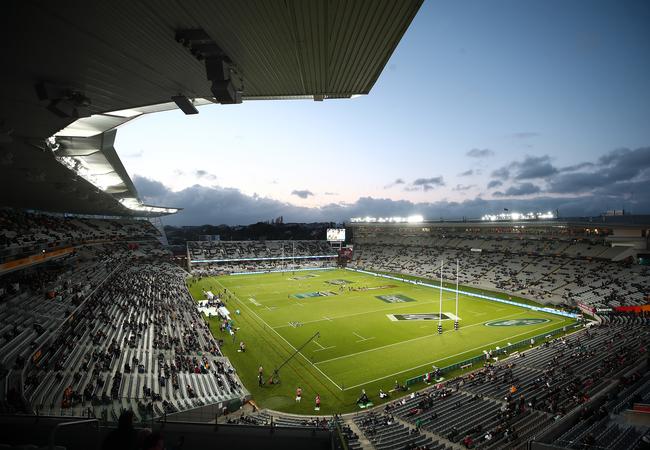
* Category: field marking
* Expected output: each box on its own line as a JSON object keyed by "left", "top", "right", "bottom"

{"left": 352, "top": 331, "right": 375, "bottom": 343}
{"left": 272, "top": 296, "right": 458, "bottom": 329}
{"left": 312, "top": 341, "right": 337, "bottom": 352}
{"left": 314, "top": 346, "right": 336, "bottom": 352}
{"left": 213, "top": 278, "right": 344, "bottom": 391}
{"left": 292, "top": 302, "right": 305, "bottom": 307}
{"left": 315, "top": 310, "right": 531, "bottom": 366}
{"left": 214, "top": 270, "right": 571, "bottom": 393}
{"left": 340, "top": 320, "right": 567, "bottom": 390}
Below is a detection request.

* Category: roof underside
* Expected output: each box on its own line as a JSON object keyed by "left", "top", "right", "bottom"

{"left": 0, "top": 0, "right": 422, "bottom": 216}
{"left": 2, "top": 0, "right": 422, "bottom": 138}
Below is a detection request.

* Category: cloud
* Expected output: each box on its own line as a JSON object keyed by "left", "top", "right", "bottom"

{"left": 132, "top": 171, "right": 650, "bottom": 226}
{"left": 452, "top": 184, "right": 475, "bottom": 191}
{"left": 509, "top": 132, "right": 540, "bottom": 139}
{"left": 493, "top": 182, "right": 541, "bottom": 197}
{"left": 491, "top": 155, "right": 558, "bottom": 181}
{"left": 466, "top": 148, "right": 495, "bottom": 158}
{"left": 513, "top": 155, "right": 558, "bottom": 180}
{"left": 487, "top": 180, "right": 503, "bottom": 189}
{"left": 291, "top": 189, "right": 314, "bottom": 199}
{"left": 459, "top": 169, "right": 474, "bottom": 177}
{"left": 324, "top": 192, "right": 338, "bottom": 196}
{"left": 548, "top": 147, "right": 650, "bottom": 195}
{"left": 410, "top": 176, "right": 445, "bottom": 191}
{"left": 194, "top": 170, "right": 217, "bottom": 181}
{"left": 133, "top": 175, "right": 168, "bottom": 198}
{"left": 384, "top": 178, "right": 405, "bottom": 189}
{"left": 559, "top": 162, "right": 594, "bottom": 173}
{"left": 123, "top": 149, "right": 144, "bottom": 158}
{"left": 491, "top": 167, "right": 510, "bottom": 180}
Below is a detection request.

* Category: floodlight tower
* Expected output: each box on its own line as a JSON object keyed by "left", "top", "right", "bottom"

{"left": 454, "top": 259, "right": 459, "bottom": 331}
{"left": 438, "top": 259, "right": 443, "bottom": 335}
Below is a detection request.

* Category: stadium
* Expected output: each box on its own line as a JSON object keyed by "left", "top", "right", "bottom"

{"left": 1, "top": 1, "right": 650, "bottom": 450}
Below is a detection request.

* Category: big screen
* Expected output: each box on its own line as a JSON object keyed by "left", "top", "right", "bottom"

{"left": 326, "top": 228, "right": 346, "bottom": 241}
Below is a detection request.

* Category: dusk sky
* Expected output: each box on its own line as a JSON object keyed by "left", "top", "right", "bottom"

{"left": 115, "top": 0, "right": 650, "bottom": 225}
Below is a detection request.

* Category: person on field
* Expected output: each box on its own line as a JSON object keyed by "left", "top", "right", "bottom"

{"left": 315, "top": 393, "right": 321, "bottom": 410}
{"left": 295, "top": 386, "right": 302, "bottom": 402}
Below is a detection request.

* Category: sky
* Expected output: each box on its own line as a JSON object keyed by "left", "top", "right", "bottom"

{"left": 115, "top": 0, "right": 650, "bottom": 226}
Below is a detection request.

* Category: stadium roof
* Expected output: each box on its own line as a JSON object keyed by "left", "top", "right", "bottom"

{"left": 0, "top": 0, "right": 423, "bottom": 217}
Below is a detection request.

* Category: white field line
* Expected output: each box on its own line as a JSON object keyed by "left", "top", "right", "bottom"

{"left": 312, "top": 340, "right": 337, "bottom": 352}
{"left": 315, "top": 310, "right": 530, "bottom": 366}
{"left": 352, "top": 331, "right": 376, "bottom": 342}
{"left": 352, "top": 332, "right": 375, "bottom": 342}
{"left": 342, "top": 320, "right": 565, "bottom": 391}
{"left": 214, "top": 278, "right": 344, "bottom": 391}
{"left": 322, "top": 316, "right": 333, "bottom": 322}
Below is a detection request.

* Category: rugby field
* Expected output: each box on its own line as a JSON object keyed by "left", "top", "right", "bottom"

{"left": 188, "top": 268, "right": 576, "bottom": 414}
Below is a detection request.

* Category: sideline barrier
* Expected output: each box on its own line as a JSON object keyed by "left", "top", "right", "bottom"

{"left": 192, "top": 254, "right": 337, "bottom": 263}
{"left": 345, "top": 267, "right": 578, "bottom": 319}
{"left": 404, "top": 323, "right": 582, "bottom": 387}
{"left": 0, "top": 246, "right": 74, "bottom": 274}
{"left": 229, "top": 266, "right": 336, "bottom": 276}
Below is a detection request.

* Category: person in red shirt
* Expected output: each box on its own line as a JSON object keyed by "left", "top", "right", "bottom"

{"left": 315, "top": 393, "right": 321, "bottom": 410}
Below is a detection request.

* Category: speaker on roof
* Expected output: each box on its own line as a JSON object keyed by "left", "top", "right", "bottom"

{"left": 210, "top": 80, "right": 241, "bottom": 105}
{"left": 205, "top": 57, "right": 231, "bottom": 82}
{"left": 205, "top": 57, "right": 242, "bottom": 104}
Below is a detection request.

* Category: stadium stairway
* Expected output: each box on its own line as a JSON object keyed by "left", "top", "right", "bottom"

{"left": 352, "top": 412, "right": 445, "bottom": 450}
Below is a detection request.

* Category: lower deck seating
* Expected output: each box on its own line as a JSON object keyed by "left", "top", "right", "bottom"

{"left": 20, "top": 262, "right": 247, "bottom": 421}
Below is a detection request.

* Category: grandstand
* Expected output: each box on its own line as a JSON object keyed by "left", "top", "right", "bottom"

{"left": 0, "top": 0, "right": 429, "bottom": 448}
{"left": 349, "top": 219, "right": 650, "bottom": 310}
{"left": 2, "top": 1, "right": 650, "bottom": 449}
{"left": 187, "top": 240, "right": 338, "bottom": 275}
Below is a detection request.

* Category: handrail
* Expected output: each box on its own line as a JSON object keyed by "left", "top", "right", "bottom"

{"left": 48, "top": 418, "right": 99, "bottom": 450}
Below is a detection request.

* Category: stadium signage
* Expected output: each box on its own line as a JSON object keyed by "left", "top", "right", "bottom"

{"left": 484, "top": 318, "right": 550, "bottom": 327}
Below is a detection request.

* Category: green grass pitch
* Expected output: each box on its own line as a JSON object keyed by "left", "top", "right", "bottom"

{"left": 187, "top": 268, "right": 576, "bottom": 414}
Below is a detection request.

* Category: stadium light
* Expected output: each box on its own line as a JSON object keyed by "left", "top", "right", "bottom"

{"left": 350, "top": 215, "right": 424, "bottom": 223}
{"left": 481, "top": 211, "right": 555, "bottom": 221}
{"left": 119, "top": 197, "right": 179, "bottom": 214}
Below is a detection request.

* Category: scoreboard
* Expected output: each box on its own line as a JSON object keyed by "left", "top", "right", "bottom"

{"left": 326, "top": 228, "right": 346, "bottom": 242}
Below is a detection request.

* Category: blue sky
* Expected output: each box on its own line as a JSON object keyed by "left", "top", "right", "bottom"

{"left": 116, "top": 0, "right": 650, "bottom": 225}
